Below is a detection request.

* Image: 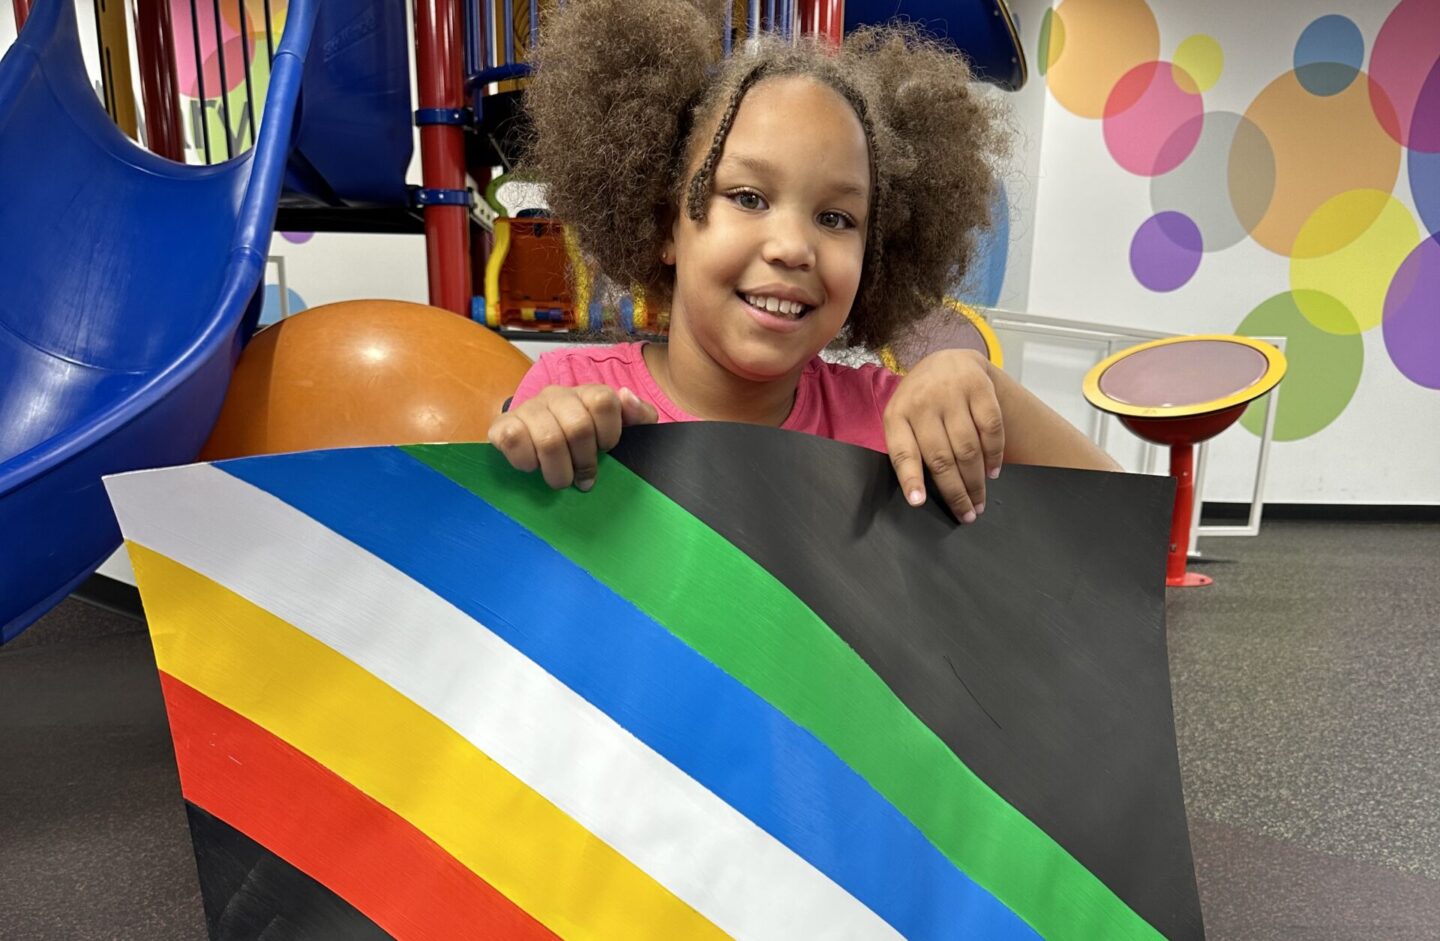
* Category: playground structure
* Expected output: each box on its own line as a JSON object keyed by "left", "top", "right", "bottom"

{"left": 0, "top": 0, "right": 318, "bottom": 640}
{"left": 0, "top": 0, "right": 1028, "bottom": 640}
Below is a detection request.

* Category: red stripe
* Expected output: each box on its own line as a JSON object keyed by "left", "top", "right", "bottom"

{"left": 159, "top": 672, "right": 558, "bottom": 941}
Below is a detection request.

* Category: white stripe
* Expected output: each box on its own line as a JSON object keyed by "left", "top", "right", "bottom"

{"left": 105, "top": 464, "right": 901, "bottom": 941}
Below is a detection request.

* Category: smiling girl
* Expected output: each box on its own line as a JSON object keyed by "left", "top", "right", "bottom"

{"left": 488, "top": 0, "right": 1118, "bottom": 521}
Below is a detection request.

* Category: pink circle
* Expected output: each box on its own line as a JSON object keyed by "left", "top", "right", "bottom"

{"left": 280, "top": 231, "right": 314, "bottom": 245}
{"left": 196, "top": 33, "right": 264, "bottom": 98}
{"left": 1369, "top": 0, "right": 1440, "bottom": 152}
{"left": 1104, "top": 62, "right": 1205, "bottom": 176}
{"left": 170, "top": 0, "right": 250, "bottom": 97}
{"left": 1383, "top": 234, "right": 1440, "bottom": 389}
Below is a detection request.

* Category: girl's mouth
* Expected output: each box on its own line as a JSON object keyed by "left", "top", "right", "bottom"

{"left": 739, "top": 292, "right": 814, "bottom": 320}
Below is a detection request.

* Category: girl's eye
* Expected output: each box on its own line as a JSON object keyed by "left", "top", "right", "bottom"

{"left": 818, "top": 210, "right": 856, "bottom": 230}
{"left": 730, "top": 190, "right": 767, "bottom": 211}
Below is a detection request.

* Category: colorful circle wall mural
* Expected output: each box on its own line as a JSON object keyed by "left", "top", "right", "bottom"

{"left": 1041, "top": 0, "right": 1440, "bottom": 439}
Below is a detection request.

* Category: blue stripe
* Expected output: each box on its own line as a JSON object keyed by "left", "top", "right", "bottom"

{"left": 221, "top": 447, "right": 1039, "bottom": 941}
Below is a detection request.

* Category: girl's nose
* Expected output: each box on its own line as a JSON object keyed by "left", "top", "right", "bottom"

{"left": 761, "top": 213, "right": 816, "bottom": 270}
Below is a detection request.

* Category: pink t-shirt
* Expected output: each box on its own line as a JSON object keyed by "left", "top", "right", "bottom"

{"left": 510, "top": 342, "right": 902, "bottom": 453}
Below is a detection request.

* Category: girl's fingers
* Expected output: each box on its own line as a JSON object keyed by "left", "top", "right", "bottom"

{"left": 487, "top": 413, "right": 539, "bottom": 473}
{"left": 970, "top": 388, "right": 1005, "bottom": 480}
{"left": 619, "top": 387, "right": 659, "bottom": 426}
{"left": 548, "top": 395, "right": 602, "bottom": 491}
{"left": 943, "top": 412, "right": 987, "bottom": 517}
{"left": 883, "top": 413, "right": 927, "bottom": 507}
{"left": 527, "top": 406, "right": 578, "bottom": 490}
{"left": 579, "top": 386, "right": 624, "bottom": 452}
{"left": 915, "top": 415, "right": 978, "bottom": 523}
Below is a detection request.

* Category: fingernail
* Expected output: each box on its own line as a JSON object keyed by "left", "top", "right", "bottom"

{"left": 962, "top": 510, "right": 977, "bottom": 524}
{"left": 907, "top": 489, "right": 924, "bottom": 506}
{"left": 576, "top": 478, "right": 594, "bottom": 492}
{"left": 988, "top": 467, "right": 1000, "bottom": 479}
{"left": 975, "top": 502, "right": 985, "bottom": 516}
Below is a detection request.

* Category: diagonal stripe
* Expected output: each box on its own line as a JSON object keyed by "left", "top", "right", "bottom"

{"left": 217, "top": 447, "right": 1037, "bottom": 940}
{"left": 610, "top": 425, "right": 1201, "bottom": 941}
{"left": 404, "top": 443, "right": 1165, "bottom": 941}
{"left": 110, "top": 468, "right": 901, "bottom": 941}
{"left": 184, "top": 802, "right": 395, "bottom": 940}
{"left": 160, "top": 671, "right": 558, "bottom": 941}
{"left": 128, "top": 542, "right": 717, "bottom": 941}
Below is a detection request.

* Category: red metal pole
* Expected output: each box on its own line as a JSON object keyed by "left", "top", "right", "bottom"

{"left": 798, "top": 0, "right": 842, "bottom": 46}
{"left": 11, "top": 0, "right": 29, "bottom": 33}
{"left": 414, "top": 0, "right": 473, "bottom": 316}
{"left": 133, "top": 0, "right": 185, "bottom": 161}
{"left": 1166, "top": 443, "right": 1210, "bottom": 587}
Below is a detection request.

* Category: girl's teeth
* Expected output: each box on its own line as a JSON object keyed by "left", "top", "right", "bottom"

{"left": 745, "top": 294, "right": 807, "bottom": 317}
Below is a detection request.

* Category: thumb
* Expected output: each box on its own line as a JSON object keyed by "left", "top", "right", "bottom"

{"left": 619, "top": 387, "right": 659, "bottom": 426}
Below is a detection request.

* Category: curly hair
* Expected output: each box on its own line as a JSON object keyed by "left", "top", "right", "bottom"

{"left": 522, "top": 0, "right": 1009, "bottom": 351}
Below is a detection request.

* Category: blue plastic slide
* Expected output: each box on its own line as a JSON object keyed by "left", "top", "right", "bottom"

{"left": 0, "top": 0, "right": 319, "bottom": 641}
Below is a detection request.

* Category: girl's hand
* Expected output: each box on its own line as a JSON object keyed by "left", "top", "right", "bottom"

{"left": 487, "top": 384, "right": 658, "bottom": 490}
{"left": 883, "top": 349, "right": 1004, "bottom": 523}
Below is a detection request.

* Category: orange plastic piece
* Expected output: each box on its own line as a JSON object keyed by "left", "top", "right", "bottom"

{"left": 201, "top": 299, "right": 533, "bottom": 460}
{"left": 487, "top": 217, "right": 579, "bottom": 331}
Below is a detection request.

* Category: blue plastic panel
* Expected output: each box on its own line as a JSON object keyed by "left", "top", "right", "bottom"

{"left": 845, "top": 0, "right": 1027, "bottom": 90}
{"left": 0, "top": 0, "right": 318, "bottom": 641}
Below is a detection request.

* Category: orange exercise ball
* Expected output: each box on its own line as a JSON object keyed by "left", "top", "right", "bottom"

{"left": 201, "top": 299, "right": 533, "bottom": 460}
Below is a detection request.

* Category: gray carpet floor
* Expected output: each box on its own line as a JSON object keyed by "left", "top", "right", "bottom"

{"left": 1173, "top": 520, "right": 1440, "bottom": 939}
{"left": 1, "top": 519, "right": 1437, "bottom": 939}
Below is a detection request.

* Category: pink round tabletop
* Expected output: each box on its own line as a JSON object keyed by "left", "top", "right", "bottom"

{"left": 1098, "top": 339, "right": 1270, "bottom": 409}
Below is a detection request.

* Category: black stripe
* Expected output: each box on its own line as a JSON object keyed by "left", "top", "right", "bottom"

{"left": 184, "top": 802, "right": 394, "bottom": 941}
{"left": 611, "top": 422, "right": 1204, "bottom": 940}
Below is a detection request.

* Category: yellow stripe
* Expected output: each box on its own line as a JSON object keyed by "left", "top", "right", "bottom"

{"left": 130, "top": 542, "right": 725, "bottom": 941}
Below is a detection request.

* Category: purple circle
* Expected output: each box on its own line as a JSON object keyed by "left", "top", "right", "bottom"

{"left": 1383, "top": 234, "right": 1440, "bottom": 389}
{"left": 1405, "top": 59, "right": 1440, "bottom": 236}
{"left": 1130, "top": 212, "right": 1204, "bottom": 292}
{"left": 280, "top": 230, "right": 314, "bottom": 245}
{"left": 1412, "top": 55, "right": 1440, "bottom": 155}
{"left": 1411, "top": 148, "right": 1440, "bottom": 236}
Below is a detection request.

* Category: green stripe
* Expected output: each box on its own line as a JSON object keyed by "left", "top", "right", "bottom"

{"left": 404, "top": 443, "right": 1162, "bottom": 941}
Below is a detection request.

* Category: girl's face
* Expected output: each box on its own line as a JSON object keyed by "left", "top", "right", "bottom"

{"left": 664, "top": 76, "right": 870, "bottom": 383}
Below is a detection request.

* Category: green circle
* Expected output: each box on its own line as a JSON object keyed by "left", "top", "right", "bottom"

{"left": 1038, "top": 9, "right": 1060, "bottom": 78}
{"left": 1237, "top": 291, "right": 1363, "bottom": 441}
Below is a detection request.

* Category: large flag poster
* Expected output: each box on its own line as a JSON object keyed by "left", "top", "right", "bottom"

{"left": 104, "top": 423, "right": 1202, "bottom": 940}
